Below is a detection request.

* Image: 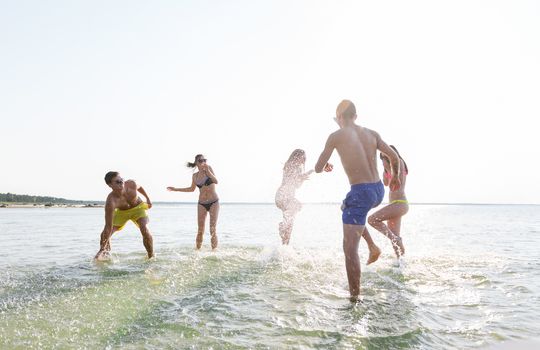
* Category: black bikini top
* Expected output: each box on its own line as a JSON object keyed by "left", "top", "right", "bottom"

{"left": 196, "top": 176, "right": 214, "bottom": 188}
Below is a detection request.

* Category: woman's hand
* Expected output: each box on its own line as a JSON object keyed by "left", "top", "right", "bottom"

{"left": 389, "top": 176, "right": 401, "bottom": 192}
{"left": 166, "top": 187, "right": 176, "bottom": 192}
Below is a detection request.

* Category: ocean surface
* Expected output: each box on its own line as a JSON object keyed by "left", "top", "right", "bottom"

{"left": 1, "top": 203, "right": 539, "bottom": 349}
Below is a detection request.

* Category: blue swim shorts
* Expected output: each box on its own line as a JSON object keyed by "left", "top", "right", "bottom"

{"left": 342, "top": 181, "right": 384, "bottom": 225}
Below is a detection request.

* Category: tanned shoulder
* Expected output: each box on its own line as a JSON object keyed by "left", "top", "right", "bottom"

{"left": 365, "top": 127, "right": 381, "bottom": 143}
{"left": 330, "top": 128, "right": 344, "bottom": 143}
{"left": 105, "top": 193, "right": 117, "bottom": 208}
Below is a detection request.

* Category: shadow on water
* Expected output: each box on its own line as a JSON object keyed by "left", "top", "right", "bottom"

{"left": 80, "top": 247, "right": 297, "bottom": 347}
{"left": 98, "top": 248, "right": 431, "bottom": 349}
{"left": 1, "top": 247, "right": 441, "bottom": 349}
{"left": 97, "top": 248, "right": 271, "bottom": 348}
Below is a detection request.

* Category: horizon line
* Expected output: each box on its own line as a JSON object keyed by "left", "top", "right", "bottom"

{"left": 146, "top": 201, "right": 540, "bottom": 206}
{"left": 3, "top": 193, "right": 538, "bottom": 206}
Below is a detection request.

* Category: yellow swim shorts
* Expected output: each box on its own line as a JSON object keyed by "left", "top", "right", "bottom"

{"left": 113, "top": 202, "right": 149, "bottom": 231}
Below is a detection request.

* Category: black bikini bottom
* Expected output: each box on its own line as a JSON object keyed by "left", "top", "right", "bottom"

{"left": 198, "top": 199, "right": 219, "bottom": 212}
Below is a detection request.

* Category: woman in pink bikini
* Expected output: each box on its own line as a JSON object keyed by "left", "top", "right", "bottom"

{"left": 275, "top": 149, "right": 313, "bottom": 245}
{"left": 368, "top": 145, "right": 408, "bottom": 258}
{"left": 167, "top": 154, "right": 220, "bottom": 250}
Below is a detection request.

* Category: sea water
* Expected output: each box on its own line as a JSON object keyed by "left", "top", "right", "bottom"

{"left": 1, "top": 204, "right": 539, "bottom": 349}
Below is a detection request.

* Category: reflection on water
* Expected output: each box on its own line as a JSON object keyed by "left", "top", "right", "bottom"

{"left": 1, "top": 204, "right": 539, "bottom": 348}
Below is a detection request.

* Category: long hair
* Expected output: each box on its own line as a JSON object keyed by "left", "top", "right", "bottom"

{"left": 283, "top": 149, "right": 305, "bottom": 172}
{"left": 187, "top": 154, "right": 204, "bottom": 168}
{"left": 389, "top": 145, "right": 408, "bottom": 174}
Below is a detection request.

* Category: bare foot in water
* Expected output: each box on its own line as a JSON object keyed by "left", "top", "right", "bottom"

{"left": 349, "top": 295, "right": 360, "bottom": 303}
{"left": 392, "top": 236, "right": 405, "bottom": 257}
{"left": 94, "top": 250, "right": 111, "bottom": 262}
{"left": 367, "top": 245, "right": 381, "bottom": 265}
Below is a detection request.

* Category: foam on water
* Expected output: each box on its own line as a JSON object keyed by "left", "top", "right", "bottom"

{"left": 1, "top": 204, "right": 540, "bottom": 348}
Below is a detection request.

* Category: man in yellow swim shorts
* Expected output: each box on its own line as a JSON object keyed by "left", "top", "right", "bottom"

{"left": 94, "top": 171, "right": 154, "bottom": 260}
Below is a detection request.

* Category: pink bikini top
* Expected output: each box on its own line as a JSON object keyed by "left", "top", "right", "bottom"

{"left": 384, "top": 170, "right": 408, "bottom": 180}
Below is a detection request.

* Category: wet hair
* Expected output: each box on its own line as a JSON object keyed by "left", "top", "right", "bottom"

{"left": 284, "top": 149, "right": 306, "bottom": 171}
{"left": 187, "top": 154, "right": 204, "bottom": 168}
{"left": 381, "top": 146, "right": 409, "bottom": 174}
{"left": 336, "top": 100, "right": 356, "bottom": 119}
{"left": 104, "top": 171, "right": 119, "bottom": 185}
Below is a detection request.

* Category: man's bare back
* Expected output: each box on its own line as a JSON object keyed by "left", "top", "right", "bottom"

{"left": 314, "top": 100, "right": 401, "bottom": 299}
{"left": 315, "top": 101, "right": 400, "bottom": 189}
{"left": 329, "top": 125, "right": 382, "bottom": 185}
{"left": 107, "top": 180, "right": 143, "bottom": 210}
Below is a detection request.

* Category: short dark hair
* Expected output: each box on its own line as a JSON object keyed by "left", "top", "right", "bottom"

{"left": 336, "top": 100, "right": 356, "bottom": 119}
{"left": 104, "top": 171, "right": 119, "bottom": 185}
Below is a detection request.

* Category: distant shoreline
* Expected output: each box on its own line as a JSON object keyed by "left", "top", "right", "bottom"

{"left": 1, "top": 202, "right": 538, "bottom": 208}
{"left": 0, "top": 203, "right": 104, "bottom": 208}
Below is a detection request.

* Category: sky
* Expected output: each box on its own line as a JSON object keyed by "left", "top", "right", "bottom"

{"left": 1, "top": 0, "right": 539, "bottom": 204}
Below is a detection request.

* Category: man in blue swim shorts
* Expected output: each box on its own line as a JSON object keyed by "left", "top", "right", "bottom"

{"left": 342, "top": 182, "right": 385, "bottom": 225}
{"left": 315, "top": 100, "right": 402, "bottom": 300}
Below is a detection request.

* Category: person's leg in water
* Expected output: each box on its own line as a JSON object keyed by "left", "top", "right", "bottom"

{"left": 368, "top": 203, "right": 408, "bottom": 257}
{"left": 278, "top": 201, "right": 289, "bottom": 244}
{"left": 388, "top": 215, "right": 404, "bottom": 257}
{"left": 279, "top": 199, "right": 301, "bottom": 245}
{"left": 361, "top": 227, "right": 381, "bottom": 265}
{"left": 136, "top": 217, "right": 154, "bottom": 258}
{"left": 209, "top": 201, "right": 220, "bottom": 250}
{"left": 196, "top": 204, "right": 208, "bottom": 249}
{"left": 341, "top": 202, "right": 380, "bottom": 264}
{"left": 279, "top": 210, "right": 293, "bottom": 245}
{"left": 343, "top": 224, "right": 363, "bottom": 300}
{"left": 277, "top": 199, "right": 287, "bottom": 242}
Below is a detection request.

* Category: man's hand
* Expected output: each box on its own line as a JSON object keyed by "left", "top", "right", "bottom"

{"left": 323, "top": 163, "right": 334, "bottom": 172}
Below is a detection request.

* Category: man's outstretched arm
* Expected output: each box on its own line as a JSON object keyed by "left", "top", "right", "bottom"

{"left": 315, "top": 135, "right": 335, "bottom": 173}
{"left": 376, "top": 134, "right": 401, "bottom": 191}
{"left": 95, "top": 200, "right": 115, "bottom": 259}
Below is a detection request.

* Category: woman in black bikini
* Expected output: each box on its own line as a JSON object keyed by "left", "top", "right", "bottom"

{"left": 167, "top": 154, "right": 220, "bottom": 250}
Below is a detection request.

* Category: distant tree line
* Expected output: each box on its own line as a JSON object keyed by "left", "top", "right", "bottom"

{"left": 0, "top": 193, "right": 85, "bottom": 204}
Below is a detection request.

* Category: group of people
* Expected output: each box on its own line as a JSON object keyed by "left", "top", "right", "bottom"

{"left": 274, "top": 100, "right": 409, "bottom": 298}
{"left": 94, "top": 155, "right": 219, "bottom": 260}
{"left": 94, "top": 99, "right": 409, "bottom": 299}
